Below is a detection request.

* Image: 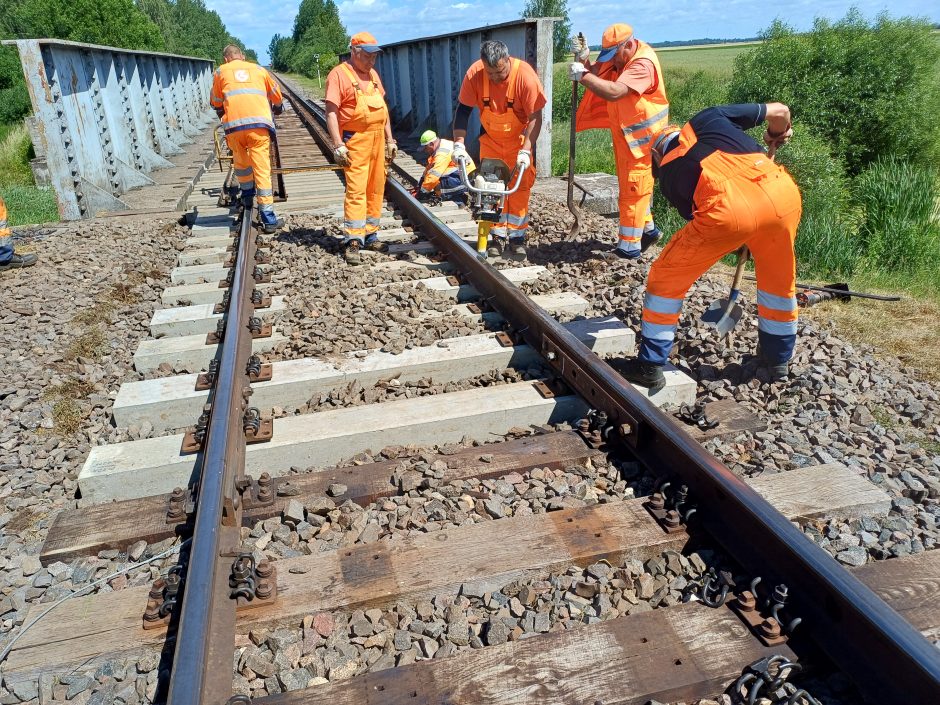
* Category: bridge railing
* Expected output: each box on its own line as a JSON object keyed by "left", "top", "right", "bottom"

{"left": 5, "top": 38, "right": 215, "bottom": 220}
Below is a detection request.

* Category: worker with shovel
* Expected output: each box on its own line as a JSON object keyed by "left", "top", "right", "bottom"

{"left": 618, "top": 103, "right": 800, "bottom": 393}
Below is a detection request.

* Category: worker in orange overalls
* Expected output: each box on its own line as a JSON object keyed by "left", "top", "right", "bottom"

{"left": 210, "top": 45, "right": 285, "bottom": 233}
{"left": 0, "top": 196, "right": 37, "bottom": 273}
{"left": 453, "top": 40, "right": 546, "bottom": 261}
{"left": 617, "top": 103, "right": 800, "bottom": 393}
{"left": 571, "top": 23, "right": 669, "bottom": 259}
{"left": 325, "top": 32, "right": 397, "bottom": 265}
{"left": 416, "top": 130, "right": 475, "bottom": 203}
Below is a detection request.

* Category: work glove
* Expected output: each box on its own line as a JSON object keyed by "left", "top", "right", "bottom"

{"left": 417, "top": 188, "right": 434, "bottom": 202}
{"left": 516, "top": 149, "right": 531, "bottom": 172}
{"left": 385, "top": 140, "right": 398, "bottom": 162}
{"left": 214, "top": 107, "right": 225, "bottom": 120}
{"left": 271, "top": 102, "right": 284, "bottom": 116}
{"left": 452, "top": 141, "right": 470, "bottom": 165}
{"left": 568, "top": 62, "right": 587, "bottom": 83}
{"left": 333, "top": 145, "right": 352, "bottom": 167}
{"left": 572, "top": 33, "right": 590, "bottom": 63}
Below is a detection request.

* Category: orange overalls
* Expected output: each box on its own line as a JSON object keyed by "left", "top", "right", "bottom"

{"left": 338, "top": 63, "right": 388, "bottom": 244}
{"left": 608, "top": 41, "right": 668, "bottom": 256}
{"left": 480, "top": 59, "right": 535, "bottom": 241}
{"left": 0, "top": 196, "right": 12, "bottom": 263}
{"left": 210, "top": 60, "right": 283, "bottom": 222}
{"left": 639, "top": 122, "right": 802, "bottom": 366}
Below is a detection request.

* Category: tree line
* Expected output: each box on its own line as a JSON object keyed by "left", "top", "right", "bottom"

{"left": 0, "top": 0, "right": 255, "bottom": 125}
{"left": 268, "top": 0, "right": 348, "bottom": 77}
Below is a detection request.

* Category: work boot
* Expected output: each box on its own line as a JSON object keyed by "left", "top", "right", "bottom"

{"left": 344, "top": 240, "right": 362, "bottom": 265}
{"left": 756, "top": 344, "right": 789, "bottom": 382}
{"left": 363, "top": 236, "right": 387, "bottom": 253}
{"left": 616, "top": 358, "right": 666, "bottom": 394}
{"left": 0, "top": 252, "right": 38, "bottom": 272}
{"left": 260, "top": 217, "right": 285, "bottom": 234}
{"left": 506, "top": 238, "right": 527, "bottom": 262}
{"left": 640, "top": 227, "right": 662, "bottom": 253}
{"left": 486, "top": 238, "right": 503, "bottom": 259}
{"left": 613, "top": 243, "right": 641, "bottom": 260}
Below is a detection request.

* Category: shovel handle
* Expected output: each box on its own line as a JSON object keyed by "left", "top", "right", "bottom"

{"left": 729, "top": 246, "right": 750, "bottom": 296}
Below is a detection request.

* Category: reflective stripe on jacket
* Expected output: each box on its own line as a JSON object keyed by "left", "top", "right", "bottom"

{"left": 211, "top": 60, "right": 283, "bottom": 135}
{"left": 609, "top": 41, "right": 669, "bottom": 159}
{"left": 422, "top": 139, "right": 475, "bottom": 190}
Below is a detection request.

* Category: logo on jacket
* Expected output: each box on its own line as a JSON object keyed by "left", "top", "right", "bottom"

{"left": 235, "top": 70, "right": 250, "bottom": 82}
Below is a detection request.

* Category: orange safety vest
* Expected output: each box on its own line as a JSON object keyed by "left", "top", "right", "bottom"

{"left": 338, "top": 63, "right": 388, "bottom": 133}
{"left": 481, "top": 59, "right": 526, "bottom": 145}
{"left": 575, "top": 40, "right": 669, "bottom": 159}
{"left": 210, "top": 59, "right": 282, "bottom": 135}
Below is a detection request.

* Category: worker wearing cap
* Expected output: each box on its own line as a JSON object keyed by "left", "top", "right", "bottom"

{"left": 0, "top": 196, "right": 38, "bottom": 274}
{"left": 617, "top": 103, "right": 799, "bottom": 393}
{"left": 571, "top": 24, "right": 668, "bottom": 259}
{"left": 210, "top": 44, "right": 285, "bottom": 233}
{"left": 417, "top": 130, "right": 476, "bottom": 203}
{"left": 452, "top": 40, "right": 547, "bottom": 261}
{"left": 325, "top": 31, "right": 397, "bottom": 265}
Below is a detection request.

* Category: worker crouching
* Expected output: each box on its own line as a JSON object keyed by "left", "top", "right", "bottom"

{"left": 325, "top": 32, "right": 398, "bottom": 265}
{"left": 417, "top": 130, "right": 475, "bottom": 204}
{"left": 453, "top": 40, "right": 546, "bottom": 261}
{"left": 620, "top": 103, "right": 801, "bottom": 393}
{"left": 572, "top": 23, "right": 669, "bottom": 259}
{"left": 210, "top": 45, "right": 285, "bottom": 233}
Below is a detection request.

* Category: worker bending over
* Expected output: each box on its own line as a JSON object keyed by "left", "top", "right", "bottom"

{"left": 0, "top": 196, "right": 37, "bottom": 273}
{"left": 453, "top": 40, "right": 546, "bottom": 260}
{"left": 325, "top": 32, "right": 397, "bottom": 265}
{"left": 210, "top": 45, "right": 285, "bottom": 233}
{"left": 571, "top": 23, "right": 669, "bottom": 259}
{"left": 619, "top": 103, "right": 800, "bottom": 393}
{"left": 417, "top": 130, "right": 475, "bottom": 203}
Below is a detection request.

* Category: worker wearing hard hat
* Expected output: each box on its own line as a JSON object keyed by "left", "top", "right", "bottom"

{"left": 325, "top": 31, "right": 398, "bottom": 265}
{"left": 417, "top": 130, "right": 476, "bottom": 203}
{"left": 452, "top": 40, "right": 547, "bottom": 261}
{"left": 617, "top": 103, "right": 800, "bottom": 393}
{"left": 570, "top": 24, "right": 669, "bottom": 259}
{"left": 211, "top": 44, "right": 285, "bottom": 233}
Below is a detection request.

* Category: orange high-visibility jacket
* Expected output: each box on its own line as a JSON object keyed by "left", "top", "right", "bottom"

{"left": 576, "top": 40, "right": 669, "bottom": 158}
{"left": 211, "top": 60, "right": 283, "bottom": 135}
{"left": 422, "top": 139, "right": 475, "bottom": 190}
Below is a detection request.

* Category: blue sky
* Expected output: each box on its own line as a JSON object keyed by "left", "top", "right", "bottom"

{"left": 204, "top": 1, "right": 939, "bottom": 64}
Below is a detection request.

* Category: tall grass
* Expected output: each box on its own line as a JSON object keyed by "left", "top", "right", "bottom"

{"left": 0, "top": 122, "right": 34, "bottom": 186}
{"left": 0, "top": 122, "right": 59, "bottom": 225}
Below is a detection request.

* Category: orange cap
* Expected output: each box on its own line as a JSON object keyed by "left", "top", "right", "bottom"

{"left": 350, "top": 31, "right": 382, "bottom": 53}
{"left": 597, "top": 23, "right": 634, "bottom": 62}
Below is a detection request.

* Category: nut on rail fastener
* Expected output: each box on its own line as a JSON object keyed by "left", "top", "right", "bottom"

{"left": 643, "top": 481, "right": 696, "bottom": 534}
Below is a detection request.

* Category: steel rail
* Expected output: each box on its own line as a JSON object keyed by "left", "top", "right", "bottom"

{"left": 274, "top": 75, "right": 940, "bottom": 700}
{"left": 165, "top": 206, "right": 256, "bottom": 705}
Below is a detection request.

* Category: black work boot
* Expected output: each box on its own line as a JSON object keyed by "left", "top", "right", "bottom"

{"left": 0, "top": 253, "right": 38, "bottom": 271}
{"left": 756, "top": 344, "right": 789, "bottom": 382}
{"left": 506, "top": 237, "right": 527, "bottom": 261}
{"left": 261, "top": 216, "right": 285, "bottom": 234}
{"left": 486, "top": 238, "right": 502, "bottom": 259}
{"left": 640, "top": 227, "right": 662, "bottom": 253}
{"left": 344, "top": 240, "right": 362, "bottom": 265}
{"left": 363, "top": 237, "right": 387, "bottom": 253}
{"left": 617, "top": 358, "right": 666, "bottom": 394}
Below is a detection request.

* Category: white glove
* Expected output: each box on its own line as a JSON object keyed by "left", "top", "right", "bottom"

{"left": 385, "top": 140, "right": 398, "bottom": 161}
{"left": 568, "top": 62, "right": 587, "bottom": 83}
{"left": 516, "top": 149, "right": 531, "bottom": 171}
{"left": 572, "top": 34, "right": 590, "bottom": 63}
{"left": 333, "top": 145, "right": 351, "bottom": 167}
{"left": 452, "top": 140, "right": 469, "bottom": 165}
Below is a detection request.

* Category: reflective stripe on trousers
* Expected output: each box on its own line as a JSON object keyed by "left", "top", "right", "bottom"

{"left": 341, "top": 127, "right": 386, "bottom": 239}
{"left": 611, "top": 130, "right": 654, "bottom": 255}
{"left": 227, "top": 128, "right": 276, "bottom": 208}
{"left": 479, "top": 132, "right": 535, "bottom": 242}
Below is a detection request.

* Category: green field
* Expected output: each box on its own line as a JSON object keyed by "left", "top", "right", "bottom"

{"left": 279, "top": 71, "right": 325, "bottom": 99}
{"left": 656, "top": 43, "right": 754, "bottom": 76}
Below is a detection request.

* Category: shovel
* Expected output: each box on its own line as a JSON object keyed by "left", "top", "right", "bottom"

{"left": 565, "top": 33, "right": 585, "bottom": 242}
{"left": 701, "top": 245, "right": 749, "bottom": 335}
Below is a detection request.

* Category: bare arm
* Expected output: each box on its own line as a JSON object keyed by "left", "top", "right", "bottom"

{"left": 579, "top": 72, "right": 631, "bottom": 102}
{"left": 325, "top": 103, "right": 342, "bottom": 148}
{"left": 521, "top": 109, "right": 542, "bottom": 153}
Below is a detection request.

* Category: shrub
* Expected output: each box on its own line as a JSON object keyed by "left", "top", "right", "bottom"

{"left": 728, "top": 10, "right": 940, "bottom": 174}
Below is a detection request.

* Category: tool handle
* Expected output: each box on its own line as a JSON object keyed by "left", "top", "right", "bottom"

{"left": 729, "top": 246, "right": 749, "bottom": 295}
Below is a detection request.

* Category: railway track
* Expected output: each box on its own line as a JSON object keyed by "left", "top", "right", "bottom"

{"left": 2, "top": 79, "right": 939, "bottom": 705}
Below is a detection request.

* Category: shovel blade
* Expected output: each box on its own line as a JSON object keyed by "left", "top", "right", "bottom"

{"left": 701, "top": 298, "right": 744, "bottom": 335}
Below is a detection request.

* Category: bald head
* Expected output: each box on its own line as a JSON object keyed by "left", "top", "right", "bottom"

{"left": 223, "top": 44, "right": 244, "bottom": 62}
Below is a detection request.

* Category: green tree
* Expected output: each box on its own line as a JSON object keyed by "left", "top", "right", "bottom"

{"left": 728, "top": 10, "right": 940, "bottom": 174}
{"left": 278, "top": 0, "right": 347, "bottom": 77}
{"left": 521, "top": 0, "right": 571, "bottom": 62}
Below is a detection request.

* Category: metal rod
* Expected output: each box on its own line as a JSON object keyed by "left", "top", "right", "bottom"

{"left": 165, "top": 206, "right": 255, "bottom": 705}
{"left": 387, "top": 176, "right": 940, "bottom": 704}
{"left": 744, "top": 275, "right": 901, "bottom": 302}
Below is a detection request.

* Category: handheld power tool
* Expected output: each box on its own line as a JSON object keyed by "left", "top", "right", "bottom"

{"left": 457, "top": 156, "right": 525, "bottom": 259}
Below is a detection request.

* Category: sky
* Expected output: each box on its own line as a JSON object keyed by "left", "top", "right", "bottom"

{"left": 204, "top": 0, "right": 939, "bottom": 64}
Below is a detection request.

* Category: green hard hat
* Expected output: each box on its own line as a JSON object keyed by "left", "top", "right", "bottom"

{"left": 419, "top": 130, "right": 437, "bottom": 146}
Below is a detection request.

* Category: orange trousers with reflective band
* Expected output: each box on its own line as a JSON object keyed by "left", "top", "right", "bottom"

{"left": 227, "top": 128, "right": 275, "bottom": 212}
{"left": 612, "top": 129, "right": 654, "bottom": 255}
{"left": 639, "top": 167, "right": 802, "bottom": 366}
{"left": 342, "top": 126, "right": 386, "bottom": 242}
{"left": 479, "top": 133, "right": 535, "bottom": 240}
